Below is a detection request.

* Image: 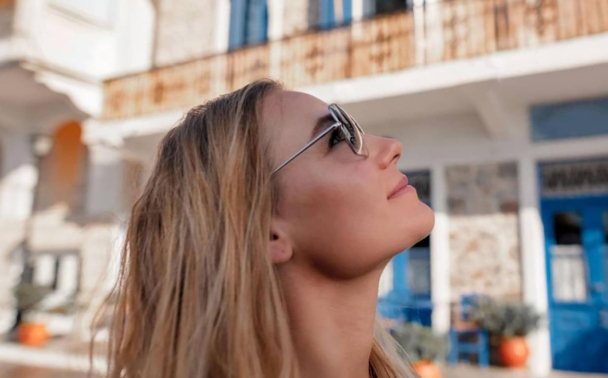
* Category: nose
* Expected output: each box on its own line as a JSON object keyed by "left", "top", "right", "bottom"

{"left": 366, "top": 135, "right": 402, "bottom": 170}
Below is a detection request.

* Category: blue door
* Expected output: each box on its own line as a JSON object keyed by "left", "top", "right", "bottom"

{"left": 542, "top": 196, "right": 608, "bottom": 373}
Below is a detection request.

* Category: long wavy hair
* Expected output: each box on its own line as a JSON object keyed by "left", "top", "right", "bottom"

{"left": 99, "top": 79, "right": 414, "bottom": 378}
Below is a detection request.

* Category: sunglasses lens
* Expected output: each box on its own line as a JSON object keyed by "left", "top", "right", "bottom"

{"left": 330, "top": 105, "right": 366, "bottom": 156}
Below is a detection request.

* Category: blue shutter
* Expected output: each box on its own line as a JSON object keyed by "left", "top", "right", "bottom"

{"left": 229, "top": 0, "right": 268, "bottom": 49}
{"left": 320, "top": 0, "right": 335, "bottom": 30}
{"left": 245, "top": 0, "right": 269, "bottom": 45}
{"left": 343, "top": 0, "right": 353, "bottom": 24}
{"left": 229, "top": 0, "right": 247, "bottom": 49}
{"left": 320, "top": 0, "right": 352, "bottom": 29}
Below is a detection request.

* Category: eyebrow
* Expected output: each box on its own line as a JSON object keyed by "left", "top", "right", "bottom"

{"left": 312, "top": 113, "right": 337, "bottom": 139}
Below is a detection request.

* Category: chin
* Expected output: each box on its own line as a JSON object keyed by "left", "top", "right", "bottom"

{"left": 399, "top": 204, "right": 435, "bottom": 251}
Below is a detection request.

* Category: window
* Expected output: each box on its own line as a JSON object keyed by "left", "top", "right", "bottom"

{"left": 313, "top": 0, "right": 353, "bottom": 30}
{"left": 365, "top": 0, "right": 413, "bottom": 18}
{"left": 531, "top": 96, "right": 608, "bottom": 142}
{"left": 229, "top": 0, "right": 269, "bottom": 49}
{"left": 541, "top": 159, "right": 608, "bottom": 198}
{"left": 551, "top": 212, "right": 588, "bottom": 302}
{"left": 408, "top": 236, "right": 431, "bottom": 298}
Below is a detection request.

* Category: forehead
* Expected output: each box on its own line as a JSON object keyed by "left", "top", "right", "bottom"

{"left": 261, "top": 90, "right": 330, "bottom": 159}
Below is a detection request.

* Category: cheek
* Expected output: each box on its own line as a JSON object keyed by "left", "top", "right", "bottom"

{"left": 280, "top": 170, "right": 383, "bottom": 277}
{"left": 279, "top": 168, "right": 435, "bottom": 280}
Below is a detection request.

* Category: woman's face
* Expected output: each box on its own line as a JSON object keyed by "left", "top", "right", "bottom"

{"left": 263, "top": 90, "right": 434, "bottom": 279}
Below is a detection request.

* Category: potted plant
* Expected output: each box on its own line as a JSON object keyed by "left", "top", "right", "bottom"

{"left": 13, "top": 281, "right": 52, "bottom": 347}
{"left": 468, "top": 297, "right": 541, "bottom": 368}
{"left": 391, "top": 322, "right": 448, "bottom": 378}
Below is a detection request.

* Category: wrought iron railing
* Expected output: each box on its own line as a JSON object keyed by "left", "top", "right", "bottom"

{"left": 102, "top": 0, "right": 608, "bottom": 120}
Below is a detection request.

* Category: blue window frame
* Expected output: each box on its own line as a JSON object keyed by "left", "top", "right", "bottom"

{"left": 531, "top": 96, "right": 608, "bottom": 142}
{"left": 229, "top": 0, "right": 269, "bottom": 50}
{"left": 318, "top": 0, "right": 353, "bottom": 30}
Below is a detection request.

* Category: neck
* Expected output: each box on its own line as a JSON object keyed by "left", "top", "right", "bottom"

{"left": 278, "top": 264, "right": 383, "bottom": 378}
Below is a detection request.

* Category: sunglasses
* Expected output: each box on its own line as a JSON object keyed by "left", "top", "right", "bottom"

{"left": 272, "top": 104, "right": 368, "bottom": 175}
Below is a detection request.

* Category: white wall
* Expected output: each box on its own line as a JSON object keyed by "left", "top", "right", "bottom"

{"left": 12, "top": 0, "right": 155, "bottom": 79}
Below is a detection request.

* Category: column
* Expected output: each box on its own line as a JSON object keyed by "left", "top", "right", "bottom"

{"left": 76, "top": 143, "right": 127, "bottom": 339}
{"left": 413, "top": 0, "right": 426, "bottom": 66}
{"left": 268, "top": 0, "right": 285, "bottom": 80}
{"left": 518, "top": 157, "right": 552, "bottom": 376}
{"left": 0, "top": 131, "right": 36, "bottom": 220}
{"left": 215, "top": 0, "right": 232, "bottom": 53}
{"left": 424, "top": 0, "right": 444, "bottom": 64}
{"left": 0, "top": 130, "right": 36, "bottom": 333}
{"left": 430, "top": 164, "right": 450, "bottom": 334}
{"left": 85, "top": 143, "right": 124, "bottom": 217}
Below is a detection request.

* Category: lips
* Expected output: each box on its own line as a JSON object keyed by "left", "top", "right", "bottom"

{"left": 388, "top": 175, "right": 409, "bottom": 199}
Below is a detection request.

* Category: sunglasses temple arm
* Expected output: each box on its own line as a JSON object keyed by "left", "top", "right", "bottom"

{"left": 272, "top": 124, "right": 339, "bottom": 175}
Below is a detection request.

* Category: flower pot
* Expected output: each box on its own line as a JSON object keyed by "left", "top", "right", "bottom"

{"left": 499, "top": 336, "right": 529, "bottom": 368}
{"left": 17, "top": 322, "right": 49, "bottom": 347}
{"left": 413, "top": 361, "right": 442, "bottom": 378}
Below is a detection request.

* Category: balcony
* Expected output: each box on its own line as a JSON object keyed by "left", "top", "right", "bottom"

{"left": 102, "top": 0, "right": 608, "bottom": 121}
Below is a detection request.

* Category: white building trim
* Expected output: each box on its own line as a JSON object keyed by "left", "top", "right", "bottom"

{"left": 519, "top": 156, "right": 552, "bottom": 376}
{"left": 430, "top": 163, "right": 450, "bottom": 334}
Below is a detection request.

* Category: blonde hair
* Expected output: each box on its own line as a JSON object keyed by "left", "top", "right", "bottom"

{"left": 99, "top": 79, "right": 415, "bottom": 378}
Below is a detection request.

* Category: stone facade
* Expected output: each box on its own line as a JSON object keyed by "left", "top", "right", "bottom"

{"left": 447, "top": 162, "right": 522, "bottom": 302}
{"left": 153, "top": 0, "right": 220, "bottom": 66}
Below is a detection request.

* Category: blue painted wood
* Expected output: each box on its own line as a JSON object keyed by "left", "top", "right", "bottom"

{"left": 541, "top": 195, "right": 608, "bottom": 373}
{"left": 245, "top": 0, "right": 268, "bottom": 45}
{"left": 392, "top": 250, "right": 409, "bottom": 296}
{"left": 343, "top": 0, "right": 353, "bottom": 24}
{"left": 319, "top": 0, "right": 335, "bottom": 30}
{"left": 228, "top": 0, "right": 268, "bottom": 49}
{"left": 448, "top": 296, "right": 489, "bottom": 367}
{"left": 228, "top": 0, "right": 247, "bottom": 49}
{"left": 319, "top": 0, "right": 353, "bottom": 29}
{"left": 531, "top": 96, "right": 608, "bottom": 142}
{"left": 380, "top": 248, "right": 432, "bottom": 325}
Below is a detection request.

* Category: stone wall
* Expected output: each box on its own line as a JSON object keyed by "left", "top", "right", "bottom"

{"left": 447, "top": 162, "right": 522, "bottom": 302}
{"left": 153, "top": 0, "right": 219, "bottom": 66}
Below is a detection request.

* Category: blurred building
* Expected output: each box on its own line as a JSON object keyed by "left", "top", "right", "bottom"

{"left": 0, "top": 0, "right": 154, "bottom": 348}
{"left": 1, "top": 0, "right": 608, "bottom": 376}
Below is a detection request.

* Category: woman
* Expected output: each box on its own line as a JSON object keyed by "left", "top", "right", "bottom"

{"left": 103, "top": 79, "right": 434, "bottom": 378}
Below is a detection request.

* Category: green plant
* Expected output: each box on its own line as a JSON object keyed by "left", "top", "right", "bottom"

{"left": 468, "top": 297, "right": 541, "bottom": 338}
{"left": 390, "top": 322, "right": 449, "bottom": 363}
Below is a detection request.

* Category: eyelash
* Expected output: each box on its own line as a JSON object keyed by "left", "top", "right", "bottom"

{"left": 329, "top": 127, "right": 345, "bottom": 148}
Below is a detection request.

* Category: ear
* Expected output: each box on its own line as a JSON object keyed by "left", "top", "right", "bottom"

{"left": 269, "top": 220, "right": 293, "bottom": 264}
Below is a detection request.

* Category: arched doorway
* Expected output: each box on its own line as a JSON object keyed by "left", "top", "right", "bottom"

{"left": 35, "top": 120, "right": 88, "bottom": 214}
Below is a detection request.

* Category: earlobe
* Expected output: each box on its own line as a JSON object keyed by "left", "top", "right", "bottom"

{"left": 269, "top": 231, "right": 293, "bottom": 264}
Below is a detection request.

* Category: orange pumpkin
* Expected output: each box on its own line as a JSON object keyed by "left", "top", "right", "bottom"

{"left": 499, "top": 336, "right": 530, "bottom": 368}
{"left": 413, "top": 361, "right": 442, "bottom": 378}
{"left": 17, "top": 323, "right": 49, "bottom": 347}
